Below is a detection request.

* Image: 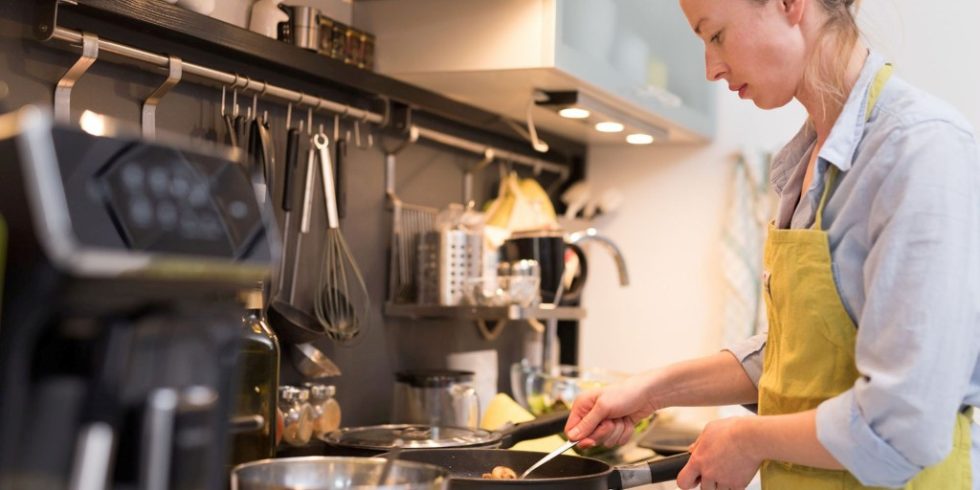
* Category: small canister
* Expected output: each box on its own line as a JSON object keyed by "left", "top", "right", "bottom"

{"left": 278, "top": 386, "right": 314, "bottom": 446}
{"left": 305, "top": 383, "right": 342, "bottom": 438}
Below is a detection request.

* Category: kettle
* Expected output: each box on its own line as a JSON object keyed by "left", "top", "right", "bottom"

{"left": 392, "top": 370, "right": 480, "bottom": 429}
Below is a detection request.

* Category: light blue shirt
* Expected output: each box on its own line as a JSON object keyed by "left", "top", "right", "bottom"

{"left": 726, "top": 52, "right": 980, "bottom": 488}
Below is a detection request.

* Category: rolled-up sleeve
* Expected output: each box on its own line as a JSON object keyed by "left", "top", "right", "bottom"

{"left": 724, "top": 333, "right": 767, "bottom": 387}
{"left": 815, "top": 122, "right": 980, "bottom": 487}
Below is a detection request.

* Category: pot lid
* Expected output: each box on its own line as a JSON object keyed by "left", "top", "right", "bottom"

{"left": 395, "top": 370, "right": 474, "bottom": 388}
{"left": 323, "top": 424, "right": 496, "bottom": 449}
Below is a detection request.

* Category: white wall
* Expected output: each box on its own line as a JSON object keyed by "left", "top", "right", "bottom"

{"left": 579, "top": 0, "right": 980, "bottom": 417}
{"left": 210, "top": 0, "right": 353, "bottom": 30}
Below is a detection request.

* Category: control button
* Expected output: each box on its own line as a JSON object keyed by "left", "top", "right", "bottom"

{"left": 122, "top": 164, "right": 144, "bottom": 191}
{"left": 130, "top": 199, "right": 154, "bottom": 228}
{"left": 149, "top": 167, "right": 170, "bottom": 197}
{"left": 189, "top": 183, "right": 209, "bottom": 207}
{"left": 229, "top": 200, "right": 249, "bottom": 220}
{"left": 156, "top": 201, "right": 178, "bottom": 230}
{"left": 170, "top": 174, "right": 190, "bottom": 199}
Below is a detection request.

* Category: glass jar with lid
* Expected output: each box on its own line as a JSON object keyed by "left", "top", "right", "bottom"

{"left": 305, "top": 383, "right": 342, "bottom": 438}
{"left": 278, "top": 386, "right": 314, "bottom": 446}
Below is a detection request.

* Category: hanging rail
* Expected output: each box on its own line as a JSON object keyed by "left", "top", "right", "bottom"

{"left": 48, "top": 26, "right": 570, "bottom": 181}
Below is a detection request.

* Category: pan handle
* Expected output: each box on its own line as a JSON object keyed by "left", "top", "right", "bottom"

{"left": 496, "top": 411, "right": 569, "bottom": 448}
{"left": 610, "top": 452, "right": 691, "bottom": 489}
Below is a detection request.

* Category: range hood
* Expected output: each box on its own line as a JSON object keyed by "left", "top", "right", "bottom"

{"left": 353, "top": 0, "right": 715, "bottom": 145}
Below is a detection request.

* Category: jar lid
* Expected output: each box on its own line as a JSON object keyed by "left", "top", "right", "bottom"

{"left": 395, "top": 370, "right": 474, "bottom": 388}
{"left": 323, "top": 424, "right": 495, "bottom": 450}
{"left": 279, "top": 386, "right": 299, "bottom": 400}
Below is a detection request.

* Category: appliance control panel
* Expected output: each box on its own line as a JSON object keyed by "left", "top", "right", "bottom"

{"left": 0, "top": 107, "right": 275, "bottom": 282}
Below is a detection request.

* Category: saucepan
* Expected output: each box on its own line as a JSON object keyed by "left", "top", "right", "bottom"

{"left": 231, "top": 456, "right": 450, "bottom": 489}
{"left": 392, "top": 449, "right": 691, "bottom": 489}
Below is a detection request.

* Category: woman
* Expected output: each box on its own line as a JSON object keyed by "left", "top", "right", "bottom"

{"left": 564, "top": 0, "right": 980, "bottom": 489}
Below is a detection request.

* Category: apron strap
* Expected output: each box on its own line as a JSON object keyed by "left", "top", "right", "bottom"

{"left": 866, "top": 63, "right": 894, "bottom": 121}
{"left": 813, "top": 63, "right": 895, "bottom": 230}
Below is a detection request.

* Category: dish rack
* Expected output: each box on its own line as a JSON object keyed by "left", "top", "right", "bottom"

{"left": 382, "top": 133, "right": 586, "bottom": 325}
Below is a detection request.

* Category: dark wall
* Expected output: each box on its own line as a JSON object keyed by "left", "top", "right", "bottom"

{"left": 0, "top": 3, "right": 538, "bottom": 426}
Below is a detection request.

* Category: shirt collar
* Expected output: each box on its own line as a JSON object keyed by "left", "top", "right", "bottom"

{"left": 769, "top": 51, "right": 887, "bottom": 193}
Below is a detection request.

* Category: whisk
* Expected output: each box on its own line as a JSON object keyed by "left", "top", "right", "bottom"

{"left": 311, "top": 132, "right": 370, "bottom": 342}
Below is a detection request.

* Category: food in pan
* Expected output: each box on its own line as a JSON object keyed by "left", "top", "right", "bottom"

{"left": 481, "top": 466, "right": 518, "bottom": 479}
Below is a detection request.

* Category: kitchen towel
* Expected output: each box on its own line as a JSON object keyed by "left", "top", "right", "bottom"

{"left": 720, "top": 149, "right": 773, "bottom": 348}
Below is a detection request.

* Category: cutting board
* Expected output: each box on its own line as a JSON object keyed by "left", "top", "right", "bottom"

{"left": 480, "top": 393, "right": 571, "bottom": 454}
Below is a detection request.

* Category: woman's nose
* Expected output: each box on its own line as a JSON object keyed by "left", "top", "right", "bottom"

{"left": 705, "top": 50, "right": 726, "bottom": 82}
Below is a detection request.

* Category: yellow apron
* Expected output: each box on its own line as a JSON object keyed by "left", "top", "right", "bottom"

{"left": 757, "top": 65, "right": 973, "bottom": 489}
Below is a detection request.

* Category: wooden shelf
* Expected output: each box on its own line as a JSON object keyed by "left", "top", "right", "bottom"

{"left": 40, "top": 0, "right": 586, "bottom": 161}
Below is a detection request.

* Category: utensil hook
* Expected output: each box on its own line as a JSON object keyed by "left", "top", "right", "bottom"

{"left": 232, "top": 74, "right": 243, "bottom": 117}
{"left": 54, "top": 31, "right": 99, "bottom": 123}
{"left": 463, "top": 148, "right": 494, "bottom": 204}
{"left": 382, "top": 125, "right": 419, "bottom": 200}
{"left": 354, "top": 112, "right": 374, "bottom": 150}
{"left": 141, "top": 55, "right": 182, "bottom": 138}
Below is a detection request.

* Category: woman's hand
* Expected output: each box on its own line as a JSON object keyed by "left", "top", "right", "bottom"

{"left": 564, "top": 374, "right": 659, "bottom": 448}
{"left": 676, "top": 417, "right": 763, "bottom": 490}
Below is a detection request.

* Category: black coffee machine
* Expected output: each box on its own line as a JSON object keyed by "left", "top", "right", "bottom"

{"left": 0, "top": 107, "right": 277, "bottom": 489}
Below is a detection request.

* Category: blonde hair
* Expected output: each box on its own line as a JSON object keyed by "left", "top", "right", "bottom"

{"left": 754, "top": 0, "right": 862, "bottom": 118}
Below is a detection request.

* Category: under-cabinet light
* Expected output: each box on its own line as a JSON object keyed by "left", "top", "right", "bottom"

{"left": 595, "top": 122, "right": 625, "bottom": 133}
{"left": 626, "top": 133, "right": 655, "bottom": 145}
{"left": 558, "top": 107, "right": 591, "bottom": 119}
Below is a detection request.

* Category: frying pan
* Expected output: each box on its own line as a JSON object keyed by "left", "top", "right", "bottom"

{"left": 323, "top": 411, "right": 570, "bottom": 456}
{"left": 393, "top": 449, "right": 691, "bottom": 489}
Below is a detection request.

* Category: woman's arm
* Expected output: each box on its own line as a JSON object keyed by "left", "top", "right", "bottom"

{"left": 566, "top": 351, "right": 758, "bottom": 446}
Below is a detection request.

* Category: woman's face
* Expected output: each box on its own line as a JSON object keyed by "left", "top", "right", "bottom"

{"left": 680, "top": 0, "right": 808, "bottom": 109}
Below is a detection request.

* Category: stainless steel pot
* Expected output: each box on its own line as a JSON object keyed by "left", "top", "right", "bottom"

{"left": 231, "top": 456, "right": 450, "bottom": 489}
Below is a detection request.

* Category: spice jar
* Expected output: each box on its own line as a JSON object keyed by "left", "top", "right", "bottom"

{"left": 306, "top": 383, "right": 342, "bottom": 438}
{"left": 278, "top": 386, "right": 314, "bottom": 446}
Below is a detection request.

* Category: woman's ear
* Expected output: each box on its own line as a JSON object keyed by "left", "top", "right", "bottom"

{"left": 781, "top": 0, "right": 807, "bottom": 26}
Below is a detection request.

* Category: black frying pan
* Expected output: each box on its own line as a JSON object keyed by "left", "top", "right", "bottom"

{"left": 393, "top": 449, "right": 691, "bottom": 489}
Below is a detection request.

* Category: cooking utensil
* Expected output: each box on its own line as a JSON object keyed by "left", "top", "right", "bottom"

{"left": 266, "top": 121, "right": 323, "bottom": 345}
{"left": 312, "top": 132, "right": 369, "bottom": 342}
{"left": 323, "top": 411, "right": 569, "bottom": 454}
{"left": 394, "top": 449, "right": 690, "bottom": 489}
{"left": 334, "top": 115, "right": 347, "bottom": 220}
{"left": 292, "top": 342, "right": 342, "bottom": 378}
{"left": 519, "top": 439, "right": 578, "bottom": 479}
{"left": 231, "top": 456, "right": 450, "bottom": 490}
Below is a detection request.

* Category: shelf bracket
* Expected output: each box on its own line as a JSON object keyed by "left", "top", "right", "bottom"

{"left": 35, "top": 0, "right": 77, "bottom": 41}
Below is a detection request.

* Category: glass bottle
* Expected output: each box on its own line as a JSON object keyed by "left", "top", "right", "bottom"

{"left": 230, "top": 287, "right": 280, "bottom": 465}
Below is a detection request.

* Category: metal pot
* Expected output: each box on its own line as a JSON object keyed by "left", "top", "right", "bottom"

{"left": 322, "top": 411, "right": 568, "bottom": 455}
{"left": 231, "top": 456, "right": 450, "bottom": 489}
{"left": 392, "top": 449, "right": 690, "bottom": 489}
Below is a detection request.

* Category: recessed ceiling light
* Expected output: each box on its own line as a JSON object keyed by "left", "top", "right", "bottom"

{"left": 595, "top": 121, "right": 625, "bottom": 133}
{"left": 626, "top": 133, "right": 655, "bottom": 145}
{"left": 558, "top": 107, "right": 590, "bottom": 119}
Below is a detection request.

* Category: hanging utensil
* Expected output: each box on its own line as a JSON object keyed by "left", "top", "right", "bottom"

{"left": 333, "top": 113, "right": 347, "bottom": 220}
{"left": 311, "top": 131, "right": 369, "bottom": 342}
{"left": 266, "top": 114, "right": 323, "bottom": 346}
